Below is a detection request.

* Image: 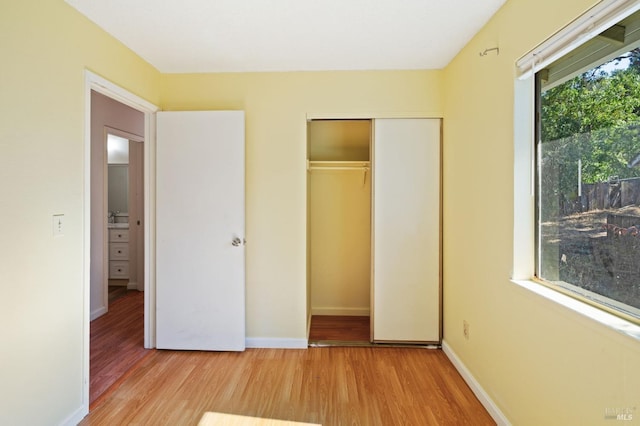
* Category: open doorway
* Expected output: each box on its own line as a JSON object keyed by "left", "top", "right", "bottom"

{"left": 90, "top": 91, "right": 145, "bottom": 318}
{"left": 306, "top": 119, "right": 372, "bottom": 345}
{"left": 105, "top": 131, "right": 145, "bottom": 299}
{"left": 89, "top": 91, "right": 147, "bottom": 406}
{"left": 83, "top": 71, "right": 158, "bottom": 413}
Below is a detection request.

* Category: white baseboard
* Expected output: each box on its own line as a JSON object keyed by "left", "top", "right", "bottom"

{"left": 311, "top": 307, "right": 370, "bottom": 316}
{"left": 59, "top": 404, "right": 87, "bottom": 426}
{"left": 245, "top": 337, "right": 308, "bottom": 349}
{"left": 441, "top": 340, "right": 511, "bottom": 426}
{"left": 127, "top": 281, "right": 139, "bottom": 290}
{"left": 90, "top": 306, "right": 107, "bottom": 321}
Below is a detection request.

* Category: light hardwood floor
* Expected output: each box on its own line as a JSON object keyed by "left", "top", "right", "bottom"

{"left": 87, "top": 297, "right": 492, "bottom": 424}
{"left": 82, "top": 345, "right": 494, "bottom": 425}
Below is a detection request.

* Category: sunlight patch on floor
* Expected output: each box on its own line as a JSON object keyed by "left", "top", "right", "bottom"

{"left": 198, "top": 412, "right": 320, "bottom": 426}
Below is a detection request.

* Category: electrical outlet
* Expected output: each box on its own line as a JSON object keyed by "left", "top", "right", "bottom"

{"left": 463, "top": 320, "right": 470, "bottom": 340}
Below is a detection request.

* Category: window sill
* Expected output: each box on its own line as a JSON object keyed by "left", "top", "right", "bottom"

{"left": 511, "top": 279, "right": 640, "bottom": 342}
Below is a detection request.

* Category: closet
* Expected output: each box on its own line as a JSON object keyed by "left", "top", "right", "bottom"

{"left": 308, "top": 120, "right": 372, "bottom": 340}
{"left": 307, "top": 117, "right": 442, "bottom": 344}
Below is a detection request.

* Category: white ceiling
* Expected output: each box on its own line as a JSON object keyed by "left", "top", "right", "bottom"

{"left": 65, "top": 0, "right": 506, "bottom": 73}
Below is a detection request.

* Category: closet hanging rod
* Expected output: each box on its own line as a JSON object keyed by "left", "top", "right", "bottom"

{"left": 308, "top": 166, "right": 370, "bottom": 171}
{"left": 307, "top": 160, "right": 370, "bottom": 171}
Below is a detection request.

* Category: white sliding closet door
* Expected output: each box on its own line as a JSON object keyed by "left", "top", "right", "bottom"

{"left": 156, "top": 111, "right": 246, "bottom": 351}
{"left": 372, "top": 118, "right": 441, "bottom": 343}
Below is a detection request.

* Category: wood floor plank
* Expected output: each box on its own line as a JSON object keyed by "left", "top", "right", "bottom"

{"left": 309, "top": 315, "right": 370, "bottom": 342}
{"left": 90, "top": 290, "right": 148, "bottom": 407}
{"left": 81, "top": 347, "right": 494, "bottom": 425}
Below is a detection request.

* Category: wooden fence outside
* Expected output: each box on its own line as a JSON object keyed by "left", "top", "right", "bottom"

{"left": 561, "top": 177, "right": 640, "bottom": 215}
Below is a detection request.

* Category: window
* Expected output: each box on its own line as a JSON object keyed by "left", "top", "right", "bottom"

{"left": 535, "top": 10, "right": 640, "bottom": 323}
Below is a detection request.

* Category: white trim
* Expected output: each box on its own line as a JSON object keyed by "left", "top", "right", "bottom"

{"left": 144, "top": 111, "right": 157, "bottom": 349}
{"left": 516, "top": 0, "right": 640, "bottom": 79}
{"left": 83, "top": 70, "right": 159, "bottom": 419}
{"left": 245, "top": 337, "right": 309, "bottom": 349}
{"left": 102, "top": 128, "right": 110, "bottom": 317}
{"left": 90, "top": 307, "right": 108, "bottom": 321}
{"left": 105, "top": 126, "right": 145, "bottom": 143}
{"left": 127, "top": 281, "right": 139, "bottom": 290}
{"left": 512, "top": 280, "right": 640, "bottom": 341}
{"left": 86, "top": 71, "right": 158, "bottom": 112}
{"left": 59, "top": 405, "right": 86, "bottom": 426}
{"left": 311, "top": 307, "right": 371, "bottom": 316}
{"left": 306, "top": 112, "right": 442, "bottom": 120}
{"left": 512, "top": 77, "right": 536, "bottom": 280}
{"left": 82, "top": 74, "right": 92, "bottom": 420}
{"left": 442, "top": 341, "right": 511, "bottom": 426}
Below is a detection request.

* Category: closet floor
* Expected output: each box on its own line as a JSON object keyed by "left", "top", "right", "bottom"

{"left": 309, "top": 315, "right": 370, "bottom": 344}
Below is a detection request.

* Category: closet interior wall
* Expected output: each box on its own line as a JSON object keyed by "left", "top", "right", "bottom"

{"left": 307, "top": 120, "right": 372, "bottom": 319}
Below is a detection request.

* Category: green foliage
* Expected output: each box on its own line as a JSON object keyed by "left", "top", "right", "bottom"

{"left": 539, "top": 49, "right": 640, "bottom": 218}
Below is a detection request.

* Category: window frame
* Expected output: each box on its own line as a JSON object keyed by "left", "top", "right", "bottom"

{"left": 533, "top": 24, "right": 640, "bottom": 326}
{"left": 512, "top": 0, "right": 640, "bottom": 339}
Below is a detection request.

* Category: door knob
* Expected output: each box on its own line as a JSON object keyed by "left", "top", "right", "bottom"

{"left": 232, "top": 237, "right": 242, "bottom": 247}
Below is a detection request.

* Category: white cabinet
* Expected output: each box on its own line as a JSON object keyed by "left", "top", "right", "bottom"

{"left": 108, "top": 228, "right": 129, "bottom": 279}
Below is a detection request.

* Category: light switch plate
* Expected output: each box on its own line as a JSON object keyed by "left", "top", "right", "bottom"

{"left": 53, "top": 214, "right": 64, "bottom": 237}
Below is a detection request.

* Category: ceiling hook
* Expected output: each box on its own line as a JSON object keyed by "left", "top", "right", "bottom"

{"left": 479, "top": 47, "right": 499, "bottom": 57}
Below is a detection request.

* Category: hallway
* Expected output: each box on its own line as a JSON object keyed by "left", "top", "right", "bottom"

{"left": 90, "top": 290, "right": 149, "bottom": 407}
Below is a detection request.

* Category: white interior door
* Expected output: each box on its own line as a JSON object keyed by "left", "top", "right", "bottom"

{"left": 156, "top": 111, "right": 245, "bottom": 351}
{"left": 372, "top": 118, "right": 441, "bottom": 343}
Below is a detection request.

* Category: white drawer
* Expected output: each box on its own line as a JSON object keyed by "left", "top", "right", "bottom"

{"left": 109, "top": 261, "right": 129, "bottom": 279}
{"left": 109, "top": 229, "right": 129, "bottom": 242}
{"left": 109, "top": 242, "right": 129, "bottom": 260}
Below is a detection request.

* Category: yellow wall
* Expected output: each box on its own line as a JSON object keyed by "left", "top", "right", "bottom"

{"left": 308, "top": 119, "right": 370, "bottom": 161}
{"left": 161, "top": 71, "right": 443, "bottom": 340}
{"left": 5, "top": 0, "right": 639, "bottom": 424}
{"left": 309, "top": 169, "right": 371, "bottom": 316}
{"left": 443, "top": 0, "right": 640, "bottom": 424}
{"left": 0, "top": 1, "right": 160, "bottom": 424}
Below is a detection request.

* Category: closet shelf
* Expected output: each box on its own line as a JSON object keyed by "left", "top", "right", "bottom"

{"left": 307, "top": 160, "right": 370, "bottom": 171}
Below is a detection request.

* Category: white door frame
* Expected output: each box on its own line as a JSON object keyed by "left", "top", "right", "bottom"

{"left": 83, "top": 70, "right": 158, "bottom": 413}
